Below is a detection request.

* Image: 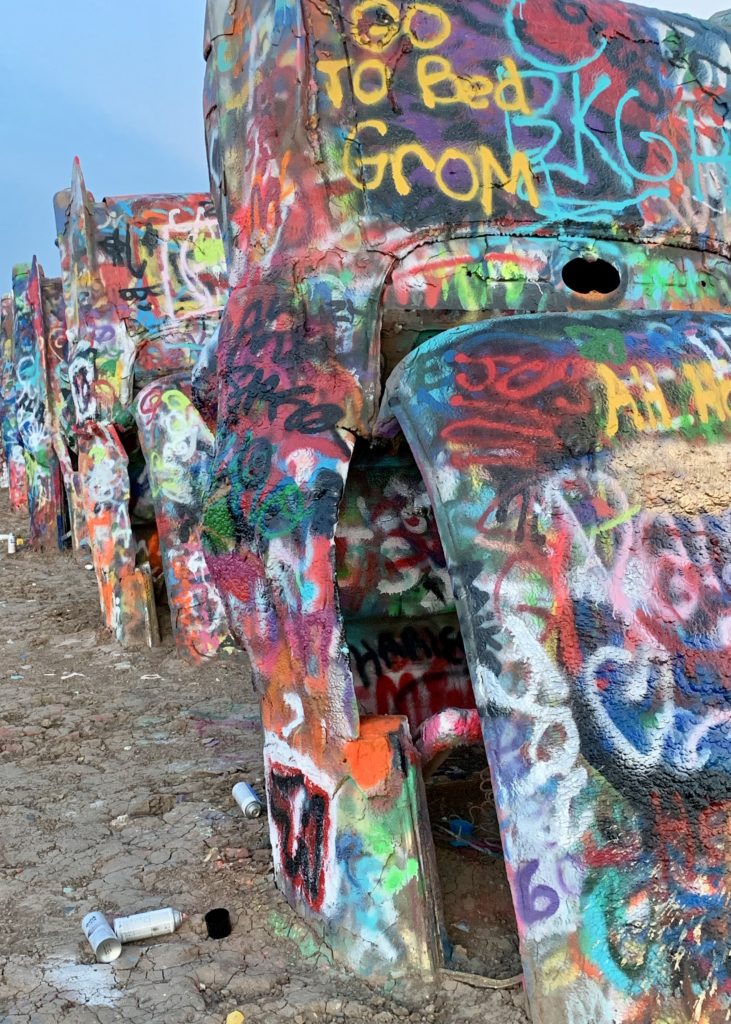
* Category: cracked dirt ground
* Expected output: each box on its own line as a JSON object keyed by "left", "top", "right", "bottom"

{"left": 0, "top": 493, "right": 529, "bottom": 1024}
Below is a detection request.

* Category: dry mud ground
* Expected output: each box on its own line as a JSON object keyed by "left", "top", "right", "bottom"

{"left": 0, "top": 492, "right": 529, "bottom": 1024}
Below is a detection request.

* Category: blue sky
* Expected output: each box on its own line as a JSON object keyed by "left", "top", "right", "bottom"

{"left": 0, "top": 1, "right": 209, "bottom": 280}
{"left": 0, "top": 0, "right": 724, "bottom": 282}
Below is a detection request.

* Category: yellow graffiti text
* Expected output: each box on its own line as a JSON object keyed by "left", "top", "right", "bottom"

{"left": 417, "top": 56, "right": 530, "bottom": 113}
{"left": 599, "top": 360, "right": 731, "bottom": 437}
{"left": 343, "top": 120, "right": 539, "bottom": 214}
{"left": 683, "top": 361, "right": 731, "bottom": 424}
{"left": 317, "top": 58, "right": 392, "bottom": 108}
{"left": 629, "top": 364, "right": 672, "bottom": 431}
{"left": 598, "top": 364, "right": 646, "bottom": 437}
{"left": 351, "top": 1, "right": 451, "bottom": 53}
{"left": 317, "top": 54, "right": 530, "bottom": 115}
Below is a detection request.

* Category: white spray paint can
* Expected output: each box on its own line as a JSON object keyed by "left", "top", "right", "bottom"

{"left": 7, "top": 534, "right": 15, "bottom": 554}
{"left": 113, "top": 908, "right": 185, "bottom": 943}
{"left": 82, "top": 911, "right": 122, "bottom": 963}
{"left": 232, "top": 782, "right": 263, "bottom": 818}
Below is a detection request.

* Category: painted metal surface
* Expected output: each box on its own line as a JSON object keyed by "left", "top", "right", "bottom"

{"left": 53, "top": 162, "right": 233, "bottom": 658}
{"left": 11, "top": 261, "right": 66, "bottom": 550}
{"left": 54, "top": 161, "right": 228, "bottom": 426}
{"left": 0, "top": 0, "right": 728, "bottom": 1019}
{"left": 0, "top": 293, "right": 28, "bottom": 513}
{"left": 133, "top": 376, "right": 235, "bottom": 660}
{"left": 388, "top": 310, "right": 731, "bottom": 1023}
{"left": 202, "top": 0, "right": 731, "bottom": 1020}
{"left": 40, "top": 274, "right": 89, "bottom": 554}
{"left": 76, "top": 421, "right": 159, "bottom": 645}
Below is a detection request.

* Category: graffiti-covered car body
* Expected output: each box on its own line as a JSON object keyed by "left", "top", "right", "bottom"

{"left": 0, "top": 293, "right": 28, "bottom": 513}
{"left": 203, "top": 1, "right": 731, "bottom": 1021}
{"left": 10, "top": 261, "right": 67, "bottom": 551}
{"left": 53, "top": 165, "right": 234, "bottom": 658}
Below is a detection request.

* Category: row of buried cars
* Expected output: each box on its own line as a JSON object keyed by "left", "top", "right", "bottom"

{"left": 0, "top": 156, "right": 514, "bottom": 992}
{"left": 8, "top": 2, "right": 731, "bottom": 1021}
{"left": 0, "top": 161, "right": 234, "bottom": 661}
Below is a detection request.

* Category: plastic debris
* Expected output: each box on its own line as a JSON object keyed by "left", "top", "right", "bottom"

{"left": 437, "top": 816, "right": 504, "bottom": 856}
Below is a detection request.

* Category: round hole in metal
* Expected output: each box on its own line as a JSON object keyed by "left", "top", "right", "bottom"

{"left": 561, "top": 257, "right": 621, "bottom": 295}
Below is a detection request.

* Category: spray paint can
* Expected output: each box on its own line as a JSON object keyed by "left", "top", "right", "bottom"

{"left": 112, "top": 908, "right": 185, "bottom": 943}
{"left": 82, "top": 911, "right": 122, "bottom": 963}
{"left": 7, "top": 534, "right": 15, "bottom": 554}
{"left": 232, "top": 782, "right": 263, "bottom": 818}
